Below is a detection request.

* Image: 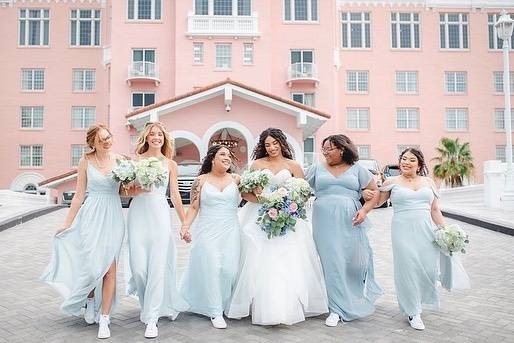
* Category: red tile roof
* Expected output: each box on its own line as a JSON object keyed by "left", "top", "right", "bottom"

{"left": 39, "top": 170, "right": 77, "bottom": 187}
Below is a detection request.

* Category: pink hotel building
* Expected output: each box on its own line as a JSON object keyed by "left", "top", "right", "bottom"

{"left": 1, "top": 0, "right": 513, "bottom": 198}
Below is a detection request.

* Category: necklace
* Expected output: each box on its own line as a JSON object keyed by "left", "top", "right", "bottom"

{"left": 94, "top": 152, "right": 110, "bottom": 169}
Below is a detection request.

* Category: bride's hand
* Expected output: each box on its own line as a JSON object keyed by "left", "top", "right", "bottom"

{"left": 253, "top": 186, "right": 263, "bottom": 196}
{"left": 180, "top": 226, "right": 192, "bottom": 243}
{"left": 352, "top": 209, "right": 368, "bottom": 227}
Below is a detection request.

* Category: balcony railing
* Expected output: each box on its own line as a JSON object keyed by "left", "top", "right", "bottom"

{"left": 187, "top": 12, "right": 259, "bottom": 37}
{"left": 287, "top": 62, "right": 319, "bottom": 87}
{"left": 127, "top": 61, "right": 160, "bottom": 86}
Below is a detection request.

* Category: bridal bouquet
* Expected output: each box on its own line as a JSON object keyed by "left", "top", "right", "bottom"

{"left": 257, "top": 178, "right": 312, "bottom": 239}
{"left": 433, "top": 223, "right": 470, "bottom": 256}
{"left": 111, "top": 159, "right": 136, "bottom": 185}
{"left": 239, "top": 169, "right": 273, "bottom": 193}
{"left": 133, "top": 157, "right": 168, "bottom": 190}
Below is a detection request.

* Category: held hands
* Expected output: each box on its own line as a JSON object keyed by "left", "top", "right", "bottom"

{"left": 180, "top": 225, "right": 192, "bottom": 243}
{"left": 253, "top": 186, "right": 263, "bottom": 196}
{"left": 362, "top": 189, "right": 377, "bottom": 202}
{"left": 352, "top": 208, "right": 368, "bottom": 227}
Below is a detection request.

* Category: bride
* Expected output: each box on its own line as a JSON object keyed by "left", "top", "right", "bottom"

{"left": 227, "top": 128, "right": 328, "bottom": 325}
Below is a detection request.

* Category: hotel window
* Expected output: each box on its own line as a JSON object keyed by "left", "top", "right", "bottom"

{"left": 70, "top": 10, "right": 100, "bottom": 46}
{"left": 356, "top": 145, "right": 371, "bottom": 159}
{"left": 19, "top": 9, "right": 49, "bottom": 46}
{"left": 195, "top": 0, "right": 251, "bottom": 16}
{"left": 341, "top": 12, "right": 371, "bottom": 48}
{"left": 20, "top": 145, "right": 43, "bottom": 167}
{"left": 397, "top": 144, "right": 420, "bottom": 156}
{"left": 445, "top": 71, "right": 467, "bottom": 93}
{"left": 291, "top": 93, "right": 315, "bottom": 106}
{"left": 284, "top": 0, "right": 318, "bottom": 22}
{"left": 71, "top": 145, "right": 89, "bottom": 167}
{"left": 132, "top": 49, "right": 156, "bottom": 77}
{"left": 20, "top": 106, "right": 44, "bottom": 129}
{"left": 493, "top": 71, "right": 514, "bottom": 94}
{"left": 396, "top": 108, "right": 419, "bottom": 130}
{"left": 347, "top": 108, "right": 369, "bottom": 130}
{"left": 391, "top": 12, "right": 420, "bottom": 49}
{"left": 346, "top": 70, "right": 368, "bottom": 93}
{"left": 21, "top": 69, "right": 44, "bottom": 91}
{"left": 494, "top": 108, "right": 514, "bottom": 131}
{"left": 73, "top": 69, "right": 96, "bottom": 92}
{"left": 446, "top": 108, "right": 468, "bottom": 131}
{"left": 243, "top": 43, "right": 254, "bottom": 64}
{"left": 71, "top": 106, "right": 96, "bottom": 129}
{"left": 238, "top": 0, "right": 251, "bottom": 15}
{"left": 215, "top": 43, "right": 232, "bottom": 69}
{"left": 132, "top": 92, "right": 155, "bottom": 108}
{"left": 488, "top": 13, "right": 514, "bottom": 50}
{"left": 439, "top": 13, "right": 468, "bottom": 49}
{"left": 193, "top": 42, "right": 204, "bottom": 64}
{"left": 496, "top": 145, "right": 514, "bottom": 162}
{"left": 303, "top": 137, "right": 315, "bottom": 166}
{"left": 128, "top": 0, "right": 161, "bottom": 20}
{"left": 395, "top": 71, "right": 418, "bottom": 94}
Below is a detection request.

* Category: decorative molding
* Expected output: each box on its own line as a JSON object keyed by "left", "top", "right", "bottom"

{"left": 338, "top": 0, "right": 514, "bottom": 9}
{"left": 10, "top": 172, "right": 45, "bottom": 192}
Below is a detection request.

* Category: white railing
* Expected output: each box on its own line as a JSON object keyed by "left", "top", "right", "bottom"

{"left": 187, "top": 12, "right": 259, "bottom": 36}
{"left": 128, "top": 61, "right": 159, "bottom": 80}
{"left": 288, "top": 62, "right": 318, "bottom": 81}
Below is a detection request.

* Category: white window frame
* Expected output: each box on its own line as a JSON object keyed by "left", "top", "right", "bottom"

{"left": 243, "top": 43, "right": 254, "bottom": 65}
{"left": 71, "top": 145, "right": 89, "bottom": 167}
{"left": 73, "top": 69, "right": 96, "bottom": 92}
{"left": 131, "top": 91, "right": 156, "bottom": 109}
{"left": 493, "top": 71, "right": 514, "bottom": 94}
{"left": 356, "top": 145, "right": 371, "bottom": 159}
{"left": 341, "top": 11, "right": 371, "bottom": 49}
{"left": 20, "top": 106, "right": 44, "bottom": 129}
{"left": 71, "top": 106, "right": 96, "bottom": 129}
{"left": 347, "top": 108, "right": 370, "bottom": 131}
{"left": 396, "top": 108, "right": 420, "bottom": 131}
{"left": 19, "top": 8, "right": 49, "bottom": 47}
{"left": 127, "top": 0, "right": 162, "bottom": 20}
{"left": 20, "top": 145, "right": 43, "bottom": 168}
{"left": 283, "top": 0, "right": 318, "bottom": 22}
{"left": 291, "top": 92, "right": 315, "bottom": 106}
{"left": 488, "top": 13, "right": 514, "bottom": 50}
{"left": 445, "top": 108, "right": 468, "bottom": 131}
{"left": 495, "top": 145, "right": 514, "bottom": 162}
{"left": 132, "top": 48, "right": 157, "bottom": 77}
{"left": 303, "top": 136, "right": 315, "bottom": 166}
{"left": 391, "top": 12, "right": 420, "bottom": 49}
{"left": 70, "top": 9, "right": 101, "bottom": 47}
{"left": 439, "top": 13, "right": 469, "bottom": 50}
{"left": 494, "top": 108, "right": 514, "bottom": 131}
{"left": 346, "top": 70, "right": 368, "bottom": 93}
{"left": 194, "top": 0, "right": 252, "bottom": 16}
{"left": 395, "top": 71, "right": 418, "bottom": 94}
{"left": 21, "top": 68, "right": 45, "bottom": 92}
{"left": 445, "top": 71, "right": 467, "bottom": 94}
{"left": 215, "top": 43, "right": 232, "bottom": 69}
{"left": 193, "top": 42, "right": 204, "bottom": 64}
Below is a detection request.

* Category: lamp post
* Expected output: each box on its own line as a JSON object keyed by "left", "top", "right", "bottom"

{"left": 495, "top": 10, "right": 514, "bottom": 208}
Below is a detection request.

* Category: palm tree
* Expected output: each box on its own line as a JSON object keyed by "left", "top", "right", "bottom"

{"left": 432, "top": 137, "right": 474, "bottom": 187}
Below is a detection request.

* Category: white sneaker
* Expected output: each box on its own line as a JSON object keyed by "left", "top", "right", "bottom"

{"left": 98, "top": 315, "right": 111, "bottom": 339}
{"left": 84, "top": 298, "right": 95, "bottom": 325}
{"left": 210, "top": 315, "right": 227, "bottom": 329}
{"left": 408, "top": 314, "right": 425, "bottom": 331}
{"left": 144, "top": 320, "right": 158, "bottom": 339}
{"left": 325, "top": 313, "right": 341, "bottom": 327}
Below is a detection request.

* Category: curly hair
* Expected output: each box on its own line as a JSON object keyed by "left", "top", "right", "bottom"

{"left": 399, "top": 147, "right": 429, "bottom": 176}
{"left": 322, "top": 134, "right": 359, "bottom": 165}
{"left": 135, "top": 121, "right": 174, "bottom": 159}
{"left": 198, "top": 145, "right": 235, "bottom": 175}
{"left": 252, "top": 128, "right": 293, "bottom": 160}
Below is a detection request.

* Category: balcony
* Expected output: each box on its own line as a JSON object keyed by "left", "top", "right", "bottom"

{"left": 287, "top": 62, "right": 319, "bottom": 87}
{"left": 186, "top": 12, "right": 260, "bottom": 38}
{"left": 127, "top": 61, "right": 160, "bottom": 86}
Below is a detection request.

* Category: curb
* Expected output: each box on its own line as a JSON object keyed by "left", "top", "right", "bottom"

{"left": 441, "top": 210, "right": 514, "bottom": 236}
{"left": 0, "top": 205, "right": 64, "bottom": 233}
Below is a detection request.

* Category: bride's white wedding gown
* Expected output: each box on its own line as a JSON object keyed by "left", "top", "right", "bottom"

{"left": 227, "top": 169, "right": 328, "bottom": 325}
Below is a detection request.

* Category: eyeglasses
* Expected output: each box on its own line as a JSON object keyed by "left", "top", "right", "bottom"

{"left": 321, "top": 147, "right": 339, "bottom": 153}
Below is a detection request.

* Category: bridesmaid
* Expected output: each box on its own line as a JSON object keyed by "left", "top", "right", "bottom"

{"left": 365, "top": 147, "right": 444, "bottom": 331}
{"left": 306, "top": 134, "right": 382, "bottom": 327}
{"left": 126, "top": 122, "right": 188, "bottom": 339}
{"left": 41, "top": 124, "right": 125, "bottom": 339}
{"left": 179, "top": 145, "right": 241, "bottom": 329}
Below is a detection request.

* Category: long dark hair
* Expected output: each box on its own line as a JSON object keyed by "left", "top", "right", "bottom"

{"left": 322, "top": 134, "right": 359, "bottom": 165}
{"left": 198, "top": 145, "right": 234, "bottom": 175}
{"left": 399, "top": 147, "right": 429, "bottom": 176}
{"left": 252, "top": 128, "right": 293, "bottom": 160}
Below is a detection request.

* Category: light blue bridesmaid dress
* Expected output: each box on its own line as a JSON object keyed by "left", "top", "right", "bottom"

{"left": 126, "top": 164, "right": 188, "bottom": 324}
{"left": 179, "top": 179, "right": 241, "bottom": 318}
{"left": 41, "top": 162, "right": 125, "bottom": 318}
{"left": 307, "top": 163, "right": 383, "bottom": 321}
{"left": 382, "top": 183, "right": 440, "bottom": 316}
